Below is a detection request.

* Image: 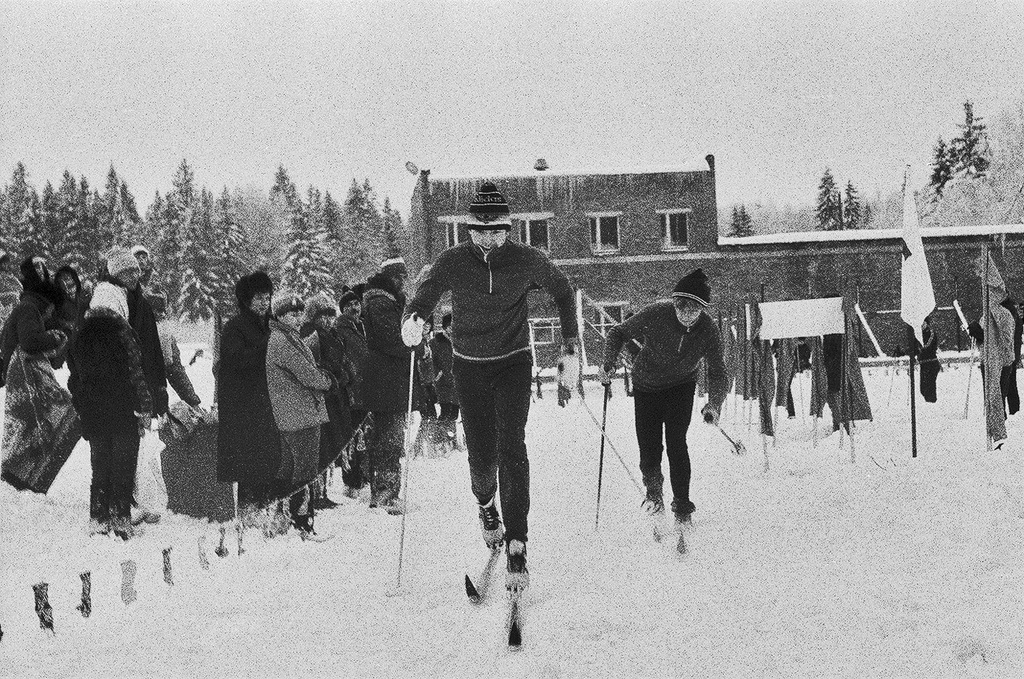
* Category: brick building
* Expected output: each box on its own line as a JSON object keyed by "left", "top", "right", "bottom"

{"left": 406, "top": 157, "right": 1024, "bottom": 367}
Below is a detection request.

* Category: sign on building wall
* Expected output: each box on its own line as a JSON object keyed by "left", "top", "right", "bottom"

{"left": 758, "top": 297, "right": 845, "bottom": 340}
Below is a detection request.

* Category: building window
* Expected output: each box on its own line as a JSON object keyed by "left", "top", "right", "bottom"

{"left": 660, "top": 210, "right": 690, "bottom": 250}
{"left": 588, "top": 213, "right": 621, "bottom": 253}
{"left": 529, "top": 318, "right": 560, "bottom": 346}
{"left": 443, "top": 221, "right": 470, "bottom": 249}
{"left": 593, "top": 303, "right": 627, "bottom": 337}
{"left": 518, "top": 218, "right": 550, "bottom": 250}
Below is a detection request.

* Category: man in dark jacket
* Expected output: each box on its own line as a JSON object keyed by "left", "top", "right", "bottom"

{"left": 363, "top": 259, "right": 420, "bottom": 515}
{"left": 336, "top": 288, "right": 369, "bottom": 496}
{"left": 403, "top": 182, "right": 579, "bottom": 594}
{"left": 106, "top": 248, "right": 168, "bottom": 417}
{"left": 600, "top": 269, "right": 728, "bottom": 540}
{"left": 431, "top": 312, "right": 460, "bottom": 453}
{"left": 216, "top": 271, "right": 282, "bottom": 516}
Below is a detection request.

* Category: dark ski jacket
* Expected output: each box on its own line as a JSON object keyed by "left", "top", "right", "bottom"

{"left": 362, "top": 273, "right": 421, "bottom": 413}
{"left": 68, "top": 309, "right": 152, "bottom": 440}
{"left": 406, "top": 240, "right": 578, "bottom": 362}
{"left": 603, "top": 301, "right": 728, "bottom": 409}
{"left": 109, "top": 278, "right": 168, "bottom": 416}
{"left": 336, "top": 313, "right": 368, "bottom": 410}
{"left": 216, "top": 295, "right": 282, "bottom": 485}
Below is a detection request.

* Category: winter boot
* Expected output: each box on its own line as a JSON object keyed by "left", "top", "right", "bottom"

{"left": 478, "top": 496, "right": 505, "bottom": 549}
{"left": 505, "top": 539, "right": 529, "bottom": 594}
{"left": 641, "top": 491, "right": 667, "bottom": 542}
{"left": 671, "top": 499, "right": 696, "bottom": 526}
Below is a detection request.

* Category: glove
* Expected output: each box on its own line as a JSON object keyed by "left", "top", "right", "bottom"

{"left": 402, "top": 314, "right": 425, "bottom": 347}
{"left": 557, "top": 343, "right": 580, "bottom": 407}
{"left": 597, "top": 364, "right": 615, "bottom": 386}
{"left": 701, "top": 404, "right": 719, "bottom": 426}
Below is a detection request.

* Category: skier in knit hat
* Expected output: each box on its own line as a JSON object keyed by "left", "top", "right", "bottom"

{"left": 402, "top": 181, "right": 579, "bottom": 594}
{"left": 599, "top": 268, "right": 727, "bottom": 549}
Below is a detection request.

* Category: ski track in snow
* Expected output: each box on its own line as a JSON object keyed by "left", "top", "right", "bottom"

{"left": 1, "top": 349, "right": 1022, "bottom": 678}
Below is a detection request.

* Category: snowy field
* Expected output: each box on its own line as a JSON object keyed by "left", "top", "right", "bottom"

{"left": 1, "top": 348, "right": 1023, "bottom": 678}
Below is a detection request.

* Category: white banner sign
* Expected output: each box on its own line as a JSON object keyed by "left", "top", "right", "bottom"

{"left": 757, "top": 297, "right": 845, "bottom": 340}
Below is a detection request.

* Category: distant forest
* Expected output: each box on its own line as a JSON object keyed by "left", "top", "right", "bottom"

{"left": 0, "top": 160, "right": 406, "bottom": 321}
{"left": 723, "top": 99, "right": 1024, "bottom": 237}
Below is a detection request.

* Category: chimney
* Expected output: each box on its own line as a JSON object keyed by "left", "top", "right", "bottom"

{"left": 705, "top": 154, "right": 715, "bottom": 174}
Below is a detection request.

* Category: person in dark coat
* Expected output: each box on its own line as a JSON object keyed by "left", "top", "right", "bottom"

{"left": 363, "top": 259, "right": 420, "bottom": 514}
{"left": 106, "top": 248, "right": 169, "bottom": 417}
{"left": 430, "top": 312, "right": 460, "bottom": 454}
{"left": 917, "top": 315, "right": 941, "bottom": 403}
{"left": 336, "top": 288, "right": 369, "bottom": 497}
{"left": 68, "top": 282, "right": 152, "bottom": 539}
{"left": 413, "top": 316, "right": 439, "bottom": 457}
{"left": 0, "top": 260, "right": 78, "bottom": 494}
{"left": 1000, "top": 296, "right": 1022, "bottom": 415}
{"left": 216, "top": 271, "right": 282, "bottom": 517}
{"left": 302, "top": 292, "right": 354, "bottom": 509}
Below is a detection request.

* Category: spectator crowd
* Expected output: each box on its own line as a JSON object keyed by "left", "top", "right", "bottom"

{"left": 0, "top": 245, "right": 459, "bottom": 542}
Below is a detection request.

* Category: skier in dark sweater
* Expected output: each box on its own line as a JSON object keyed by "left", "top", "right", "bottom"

{"left": 403, "top": 182, "right": 579, "bottom": 593}
{"left": 600, "top": 269, "right": 728, "bottom": 529}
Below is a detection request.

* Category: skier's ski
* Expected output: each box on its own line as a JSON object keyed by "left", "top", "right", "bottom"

{"left": 507, "top": 593, "right": 523, "bottom": 650}
{"left": 464, "top": 547, "right": 501, "bottom": 604}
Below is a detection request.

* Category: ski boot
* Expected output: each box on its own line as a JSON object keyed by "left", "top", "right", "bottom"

{"left": 505, "top": 539, "right": 529, "bottom": 594}
{"left": 641, "top": 492, "right": 667, "bottom": 542}
{"left": 671, "top": 499, "right": 695, "bottom": 527}
{"left": 478, "top": 497, "right": 505, "bottom": 549}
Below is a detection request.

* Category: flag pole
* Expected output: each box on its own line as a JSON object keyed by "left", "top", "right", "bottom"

{"left": 907, "top": 325, "right": 918, "bottom": 458}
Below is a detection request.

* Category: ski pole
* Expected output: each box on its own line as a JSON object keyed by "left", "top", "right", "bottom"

{"left": 594, "top": 383, "right": 611, "bottom": 530}
{"left": 579, "top": 392, "right": 643, "bottom": 494}
{"left": 712, "top": 423, "right": 747, "bottom": 456}
{"left": 389, "top": 350, "right": 417, "bottom": 597}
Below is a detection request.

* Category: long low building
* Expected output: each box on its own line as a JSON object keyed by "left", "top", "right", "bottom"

{"left": 406, "top": 156, "right": 1024, "bottom": 367}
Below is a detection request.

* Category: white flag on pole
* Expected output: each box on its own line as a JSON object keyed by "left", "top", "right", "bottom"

{"left": 900, "top": 166, "right": 936, "bottom": 345}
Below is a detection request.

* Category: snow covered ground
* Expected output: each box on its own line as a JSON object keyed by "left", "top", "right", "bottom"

{"left": 1, "top": 348, "right": 1023, "bottom": 678}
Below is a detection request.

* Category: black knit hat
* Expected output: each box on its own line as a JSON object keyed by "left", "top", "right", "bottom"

{"left": 467, "top": 182, "right": 511, "bottom": 229}
{"left": 339, "top": 290, "right": 360, "bottom": 309}
{"left": 671, "top": 268, "right": 711, "bottom": 307}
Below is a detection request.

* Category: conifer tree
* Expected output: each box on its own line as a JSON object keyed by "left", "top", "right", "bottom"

{"left": 929, "top": 137, "right": 954, "bottom": 197}
{"left": 211, "top": 187, "right": 250, "bottom": 314}
{"left": 40, "top": 182, "right": 60, "bottom": 262}
{"left": 951, "top": 100, "right": 991, "bottom": 178}
{"left": 728, "top": 206, "right": 741, "bottom": 237}
{"left": 843, "top": 181, "right": 862, "bottom": 229}
{"left": 738, "top": 204, "right": 754, "bottom": 236}
{"left": 816, "top": 169, "right": 841, "bottom": 230}
{"left": 178, "top": 188, "right": 218, "bottom": 320}
{"left": 381, "top": 196, "right": 404, "bottom": 259}
{"left": 56, "top": 171, "right": 85, "bottom": 270}
{"left": 4, "top": 163, "right": 36, "bottom": 261}
{"left": 161, "top": 160, "right": 197, "bottom": 311}
{"left": 282, "top": 185, "right": 333, "bottom": 299}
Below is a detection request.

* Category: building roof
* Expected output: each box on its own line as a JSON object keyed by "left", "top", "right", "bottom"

{"left": 718, "top": 223, "right": 1024, "bottom": 246}
{"left": 429, "top": 158, "right": 711, "bottom": 182}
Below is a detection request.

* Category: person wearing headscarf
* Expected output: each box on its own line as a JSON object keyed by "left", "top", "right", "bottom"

{"left": 1, "top": 257, "right": 80, "bottom": 495}
{"left": 68, "top": 282, "right": 152, "bottom": 538}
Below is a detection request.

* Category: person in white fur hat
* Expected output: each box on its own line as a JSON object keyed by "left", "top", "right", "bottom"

{"left": 106, "top": 247, "right": 168, "bottom": 418}
{"left": 68, "top": 281, "right": 153, "bottom": 539}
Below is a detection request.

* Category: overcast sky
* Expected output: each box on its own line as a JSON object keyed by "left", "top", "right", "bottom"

{"left": 2, "top": 1, "right": 1023, "bottom": 215}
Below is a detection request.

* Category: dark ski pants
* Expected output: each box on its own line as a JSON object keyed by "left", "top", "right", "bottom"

{"left": 633, "top": 382, "right": 696, "bottom": 512}
{"left": 342, "top": 410, "right": 370, "bottom": 489}
{"left": 89, "top": 430, "right": 140, "bottom": 525}
{"left": 453, "top": 355, "right": 532, "bottom": 544}
{"left": 367, "top": 411, "right": 405, "bottom": 505}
